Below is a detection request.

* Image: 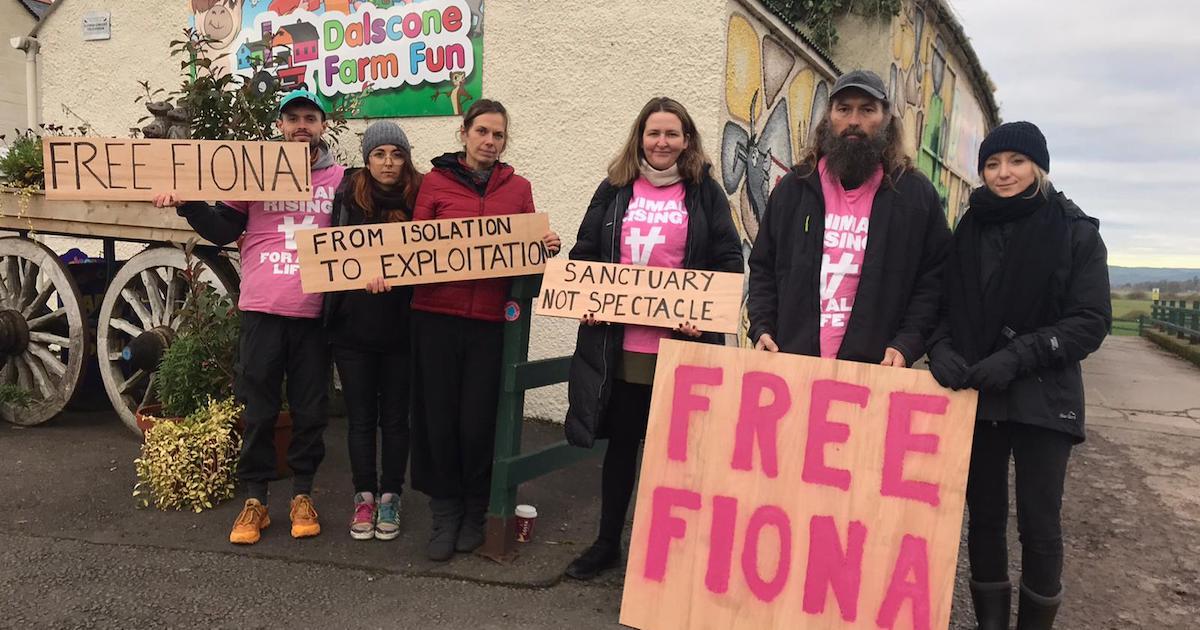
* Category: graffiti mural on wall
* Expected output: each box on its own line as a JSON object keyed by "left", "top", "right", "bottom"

{"left": 888, "top": 1, "right": 987, "bottom": 224}
{"left": 721, "top": 11, "right": 831, "bottom": 344}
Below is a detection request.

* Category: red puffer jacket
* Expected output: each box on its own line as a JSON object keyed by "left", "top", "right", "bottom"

{"left": 410, "top": 152, "right": 536, "bottom": 322}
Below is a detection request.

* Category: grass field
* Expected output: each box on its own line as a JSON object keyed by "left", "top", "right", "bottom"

{"left": 1112, "top": 298, "right": 1154, "bottom": 322}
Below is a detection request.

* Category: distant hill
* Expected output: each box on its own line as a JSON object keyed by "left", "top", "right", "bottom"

{"left": 1110, "top": 267, "right": 1200, "bottom": 287}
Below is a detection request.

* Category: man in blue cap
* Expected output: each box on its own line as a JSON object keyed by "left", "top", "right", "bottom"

{"left": 153, "top": 89, "right": 346, "bottom": 544}
{"left": 747, "top": 69, "right": 951, "bottom": 370}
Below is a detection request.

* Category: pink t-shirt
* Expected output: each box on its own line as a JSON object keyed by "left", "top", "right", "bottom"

{"left": 226, "top": 163, "right": 345, "bottom": 318}
{"left": 818, "top": 157, "right": 883, "bottom": 358}
{"left": 620, "top": 176, "right": 689, "bottom": 354}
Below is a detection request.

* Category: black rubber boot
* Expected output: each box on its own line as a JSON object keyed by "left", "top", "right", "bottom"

{"left": 565, "top": 540, "right": 621, "bottom": 580}
{"left": 455, "top": 494, "right": 488, "bottom": 553}
{"left": 970, "top": 579, "right": 1012, "bottom": 630}
{"left": 426, "top": 497, "right": 464, "bottom": 562}
{"left": 1016, "top": 582, "right": 1062, "bottom": 630}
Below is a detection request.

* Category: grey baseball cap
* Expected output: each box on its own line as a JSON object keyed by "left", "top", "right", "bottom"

{"left": 830, "top": 69, "right": 888, "bottom": 103}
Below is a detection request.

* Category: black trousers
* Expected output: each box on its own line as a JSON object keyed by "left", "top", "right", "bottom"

{"left": 966, "top": 420, "right": 1074, "bottom": 596}
{"left": 334, "top": 345, "right": 411, "bottom": 496}
{"left": 235, "top": 311, "right": 331, "bottom": 493}
{"left": 409, "top": 311, "right": 503, "bottom": 500}
{"left": 597, "top": 379, "right": 653, "bottom": 546}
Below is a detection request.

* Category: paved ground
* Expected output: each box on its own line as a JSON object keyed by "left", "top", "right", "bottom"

{"left": 0, "top": 335, "right": 1197, "bottom": 629}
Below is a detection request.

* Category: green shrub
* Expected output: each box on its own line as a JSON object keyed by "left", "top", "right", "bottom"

{"left": 155, "top": 252, "right": 239, "bottom": 418}
{"left": 133, "top": 397, "right": 243, "bottom": 512}
{"left": 0, "top": 130, "right": 43, "bottom": 188}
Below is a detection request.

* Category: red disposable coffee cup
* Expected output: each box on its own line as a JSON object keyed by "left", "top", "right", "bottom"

{"left": 515, "top": 504, "right": 537, "bottom": 543}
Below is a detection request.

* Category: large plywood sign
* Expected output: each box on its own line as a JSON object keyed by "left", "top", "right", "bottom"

{"left": 534, "top": 259, "right": 743, "bottom": 334}
{"left": 621, "top": 341, "right": 978, "bottom": 630}
{"left": 42, "top": 138, "right": 312, "bottom": 202}
{"left": 296, "top": 213, "right": 550, "bottom": 293}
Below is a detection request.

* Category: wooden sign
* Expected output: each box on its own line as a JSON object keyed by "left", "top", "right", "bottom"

{"left": 620, "top": 341, "right": 978, "bottom": 630}
{"left": 295, "top": 213, "right": 551, "bottom": 293}
{"left": 533, "top": 259, "right": 743, "bottom": 334}
{"left": 42, "top": 137, "right": 312, "bottom": 201}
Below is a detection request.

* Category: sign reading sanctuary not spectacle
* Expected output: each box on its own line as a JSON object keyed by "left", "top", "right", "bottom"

{"left": 295, "top": 213, "right": 550, "bottom": 293}
{"left": 535, "top": 259, "right": 743, "bottom": 334}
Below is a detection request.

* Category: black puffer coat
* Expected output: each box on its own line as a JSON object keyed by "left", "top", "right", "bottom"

{"left": 943, "top": 191, "right": 1111, "bottom": 442}
{"left": 564, "top": 173, "right": 743, "bottom": 447}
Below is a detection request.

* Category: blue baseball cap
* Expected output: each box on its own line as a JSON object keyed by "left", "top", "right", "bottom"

{"left": 278, "top": 89, "right": 326, "bottom": 118}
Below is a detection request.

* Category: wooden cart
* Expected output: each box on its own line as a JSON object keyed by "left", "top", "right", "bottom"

{"left": 0, "top": 189, "right": 239, "bottom": 433}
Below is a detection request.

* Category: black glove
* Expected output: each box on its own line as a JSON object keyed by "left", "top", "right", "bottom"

{"left": 927, "top": 341, "right": 969, "bottom": 390}
{"left": 966, "top": 347, "right": 1022, "bottom": 391}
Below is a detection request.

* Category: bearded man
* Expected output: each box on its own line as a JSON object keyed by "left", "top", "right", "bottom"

{"left": 747, "top": 69, "right": 951, "bottom": 366}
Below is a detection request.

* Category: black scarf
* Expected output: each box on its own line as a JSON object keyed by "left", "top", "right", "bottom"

{"left": 946, "top": 184, "right": 1068, "bottom": 362}
{"left": 369, "top": 184, "right": 411, "bottom": 222}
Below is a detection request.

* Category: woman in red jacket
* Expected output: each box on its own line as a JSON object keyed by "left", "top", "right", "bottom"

{"left": 410, "top": 99, "right": 561, "bottom": 561}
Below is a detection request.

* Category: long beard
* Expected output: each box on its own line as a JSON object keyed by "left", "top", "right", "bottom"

{"left": 819, "top": 123, "right": 888, "bottom": 188}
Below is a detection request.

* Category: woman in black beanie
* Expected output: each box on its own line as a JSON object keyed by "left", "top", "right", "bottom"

{"left": 927, "top": 121, "right": 1111, "bottom": 629}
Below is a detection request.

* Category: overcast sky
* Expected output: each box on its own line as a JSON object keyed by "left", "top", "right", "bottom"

{"left": 951, "top": 1, "right": 1199, "bottom": 268}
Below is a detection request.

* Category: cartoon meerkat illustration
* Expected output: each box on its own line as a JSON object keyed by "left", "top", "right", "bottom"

{"left": 431, "top": 71, "right": 474, "bottom": 115}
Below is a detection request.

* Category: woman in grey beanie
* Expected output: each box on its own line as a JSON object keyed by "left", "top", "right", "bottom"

{"left": 325, "top": 120, "right": 422, "bottom": 542}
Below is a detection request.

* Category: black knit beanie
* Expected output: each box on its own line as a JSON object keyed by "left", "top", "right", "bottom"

{"left": 977, "top": 121, "right": 1049, "bottom": 173}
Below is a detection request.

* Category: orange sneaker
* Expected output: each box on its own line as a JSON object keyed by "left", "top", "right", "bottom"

{"left": 229, "top": 499, "right": 270, "bottom": 545}
{"left": 290, "top": 494, "right": 321, "bottom": 538}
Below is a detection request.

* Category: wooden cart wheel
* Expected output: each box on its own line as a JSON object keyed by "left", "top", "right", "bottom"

{"left": 0, "top": 237, "right": 87, "bottom": 426}
{"left": 96, "top": 246, "right": 239, "bottom": 435}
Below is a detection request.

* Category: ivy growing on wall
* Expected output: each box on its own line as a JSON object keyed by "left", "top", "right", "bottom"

{"left": 764, "top": 0, "right": 903, "bottom": 50}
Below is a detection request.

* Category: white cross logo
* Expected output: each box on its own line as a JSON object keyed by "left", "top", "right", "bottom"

{"left": 278, "top": 215, "right": 316, "bottom": 251}
{"left": 625, "top": 226, "right": 666, "bottom": 265}
{"left": 819, "top": 252, "right": 860, "bottom": 300}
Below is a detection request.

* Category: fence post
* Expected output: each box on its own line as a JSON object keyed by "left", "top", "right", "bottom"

{"left": 1138, "top": 314, "right": 1145, "bottom": 336}
{"left": 1192, "top": 301, "right": 1200, "bottom": 344}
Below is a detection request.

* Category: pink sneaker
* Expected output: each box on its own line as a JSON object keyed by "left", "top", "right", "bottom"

{"left": 349, "top": 492, "right": 375, "bottom": 540}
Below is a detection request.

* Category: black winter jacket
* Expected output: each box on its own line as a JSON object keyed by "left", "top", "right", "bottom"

{"left": 564, "top": 174, "right": 743, "bottom": 447}
{"left": 746, "top": 166, "right": 951, "bottom": 365}
{"left": 321, "top": 168, "right": 413, "bottom": 353}
{"left": 941, "top": 191, "right": 1110, "bottom": 442}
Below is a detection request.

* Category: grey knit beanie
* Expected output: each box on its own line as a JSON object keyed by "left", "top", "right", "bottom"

{"left": 361, "top": 121, "right": 411, "bottom": 164}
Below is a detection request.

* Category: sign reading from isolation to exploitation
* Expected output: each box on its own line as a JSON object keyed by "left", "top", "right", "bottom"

{"left": 41, "top": 138, "right": 313, "bottom": 202}
{"left": 620, "top": 341, "right": 979, "bottom": 630}
{"left": 534, "top": 259, "right": 744, "bottom": 334}
{"left": 295, "top": 213, "right": 550, "bottom": 293}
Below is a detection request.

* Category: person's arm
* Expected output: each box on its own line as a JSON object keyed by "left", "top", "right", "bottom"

{"left": 176, "top": 201, "right": 249, "bottom": 247}
{"left": 746, "top": 182, "right": 784, "bottom": 350}
{"left": 568, "top": 180, "right": 615, "bottom": 262}
{"left": 1012, "top": 220, "right": 1111, "bottom": 369}
{"left": 886, "top": 178, "right": 952, "bottom": 366}
{"left": 704, "top": 178, "right": 745, "bottom": 273}
{"left": 412, "top": 177, "right": 438, "bottom": 221}
{"left": 967, "top": 220, "right": 1111, "bottom": 390}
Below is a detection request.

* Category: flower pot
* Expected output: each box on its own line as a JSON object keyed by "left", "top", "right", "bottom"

{"left": 134, "top": 403, "right": 183, "bottom": 437}
{"left": 234, "top": 412, "right": 293, "bottom": 480}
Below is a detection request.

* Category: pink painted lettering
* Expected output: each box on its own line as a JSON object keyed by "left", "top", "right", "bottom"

{"left": 731, "top": 371, "right": 791, "bottom": 478}
{"left": 875, "top": 535, "right": 932, "bottom": 630}
{"left": 802, "top": 516, "right": 867, "bottom": 621}
{"left": 881, "top": 392, "right": 948, "bottom": 507}
{"left": 643, "top": 486, "right": 702, "bottom": 582}
{"left": 668, "top": 365, "right": 724, "bottom": 462}
{"left": 741, "top": 505, "right": 792, "bottom": 603}
{"left": 802, "top": 379, "right": 869, "bottom": 490}
{"left": 705, "top": 495, "right": 738, "bottom": 594}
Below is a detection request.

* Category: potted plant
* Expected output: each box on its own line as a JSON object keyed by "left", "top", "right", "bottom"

{"left": 141, "top": 245, "right": 292, "bottom": 478}
{"left": 133, "top": 396, "right": 242, "bottom": 512}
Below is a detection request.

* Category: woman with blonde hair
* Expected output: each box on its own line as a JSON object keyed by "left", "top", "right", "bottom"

{"left": 928, "top": 121, "right": 1111, "bottom": 629}
{"left": 562, "top": 96, "right": 743, "bottom": 580}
